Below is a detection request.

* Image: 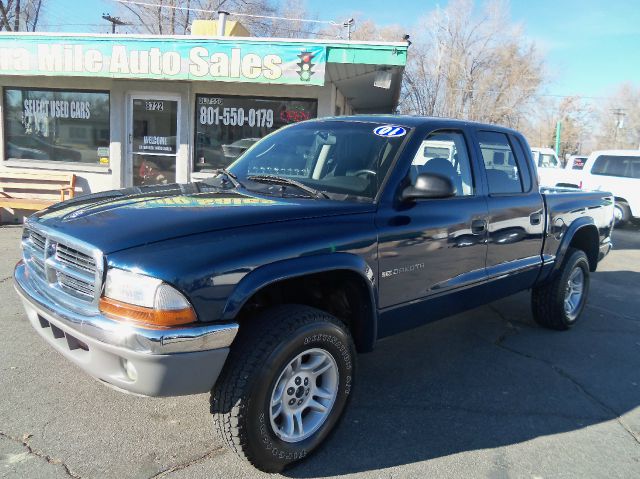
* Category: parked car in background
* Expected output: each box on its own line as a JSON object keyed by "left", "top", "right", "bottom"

{"left": 221, "top": 137, "right": 260, "bottom": 161}
{"left": 530, "top": 147, "right": 575, "bottom": 187}
{"left": 580, "top": 150, "right": 640, "bottom": 225}
{"left": 566, "top": 155, "right": 588, "bottom": 170}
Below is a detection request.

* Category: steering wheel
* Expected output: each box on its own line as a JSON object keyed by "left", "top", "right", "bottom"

{"left": 353, "top": 169, "right": 377, "bottom": 178}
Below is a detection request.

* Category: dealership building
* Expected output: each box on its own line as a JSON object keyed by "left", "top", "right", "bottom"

{"left": 0, "top": 31, "right": 407, "bottom": 221}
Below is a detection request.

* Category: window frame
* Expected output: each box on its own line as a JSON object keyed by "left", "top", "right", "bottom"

{"left": 476, "top": 129, "right": 532, "bottom": 197}
{"left": 192, "top": 93, "right": 319, "bottom": 172}
{"left": 2, "top": 86, "right": 111, "bottom": 167}
{"left": 408, "top": 128, "right": 478, "bottom": 200}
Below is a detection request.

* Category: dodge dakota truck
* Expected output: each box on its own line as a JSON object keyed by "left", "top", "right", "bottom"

{"left": 14, "top": 116, "right": 614, "bottom": 472}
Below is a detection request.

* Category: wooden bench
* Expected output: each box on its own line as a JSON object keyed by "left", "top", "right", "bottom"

{"left": 0, "top": 171, "right": 76, "bottom": 221}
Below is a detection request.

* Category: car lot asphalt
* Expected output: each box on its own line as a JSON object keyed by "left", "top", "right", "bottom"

{"left": 1, "top": 224, "right": 639, "bottom": 479}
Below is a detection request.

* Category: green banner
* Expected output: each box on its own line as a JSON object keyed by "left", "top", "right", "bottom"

{"left": 0, "top": 34, "right": 326, "bottom": 86}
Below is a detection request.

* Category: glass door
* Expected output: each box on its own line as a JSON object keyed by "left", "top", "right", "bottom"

{"left": 129, "top": 95, "right": 179, "bottom": 186}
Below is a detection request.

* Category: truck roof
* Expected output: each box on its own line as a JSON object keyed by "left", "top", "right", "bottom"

{"left": 315, "top": 115, "right": 524, "bottom": 135}
{"left": 589, "top": 149, "right": 640, "bottom": 157}
{"left": 530, "top": 147, "right": 557, "bottom": 154}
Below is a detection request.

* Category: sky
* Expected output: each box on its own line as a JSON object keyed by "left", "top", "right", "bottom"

{"left": 41, "top": 0, "right": 640, "bottom": 101}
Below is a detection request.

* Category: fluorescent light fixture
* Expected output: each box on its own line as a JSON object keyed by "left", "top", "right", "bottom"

{"left": 374, "top": 69, "right": 392, "bottom": 89}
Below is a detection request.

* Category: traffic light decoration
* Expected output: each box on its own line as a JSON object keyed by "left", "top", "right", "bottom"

{"left": 297, "top": 51, "right": 315, "bottom": 82}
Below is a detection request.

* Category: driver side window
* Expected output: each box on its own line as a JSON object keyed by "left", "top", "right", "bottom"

{"left": 410, "top": 130, "right": 474, "bottom": 196}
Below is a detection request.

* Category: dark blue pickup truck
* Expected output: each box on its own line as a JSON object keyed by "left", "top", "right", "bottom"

{"left": 14, "top": 116, "right": 614, "bottom": 472}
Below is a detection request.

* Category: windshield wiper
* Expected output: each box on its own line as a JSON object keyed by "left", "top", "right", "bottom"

{"left": 212, "top": 169, "right": 243, "bottom": 189}
{"left": 247, "top": 175, "right": 329, "bottom": 199}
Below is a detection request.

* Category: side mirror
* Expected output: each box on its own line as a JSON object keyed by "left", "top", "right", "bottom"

{"left": 401, "top": 173, "right": 455, "bottom": 201}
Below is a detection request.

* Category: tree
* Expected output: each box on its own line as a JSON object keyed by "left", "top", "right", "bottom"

{"left": 594, "top": 83, "right": 640, "bottom": 150}
{"left": 520, "top": 96, "right": 594, "bottom": 159}
{"left": 318, "top": 16, "right": 405, "bottom": 41}
{"left": 0, "top": 0, "right": 43, "bottom": 31}
{"left": 400, "top": 0, "right": 544, "bottom": 128}
{"left": 115, "top": 0, "right": 306, "bottom": 36}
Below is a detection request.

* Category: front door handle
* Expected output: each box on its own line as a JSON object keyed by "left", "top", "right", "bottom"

{"left": 471, "top": 219, "right": 487, "bottom": 234}
{"left": 530, "top": 212, "right": 542, "bottom": 225}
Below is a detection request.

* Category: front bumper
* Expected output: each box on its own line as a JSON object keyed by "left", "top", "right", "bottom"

{"left": 14, "top": 262, "right": 238, "bottom": 397}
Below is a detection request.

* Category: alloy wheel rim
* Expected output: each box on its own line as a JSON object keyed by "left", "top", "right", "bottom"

{"left": 269, "top": 348, "right": 339, "bottom": 443}
{"left": 564, "top": 266, "right": 585, "bottom": 320}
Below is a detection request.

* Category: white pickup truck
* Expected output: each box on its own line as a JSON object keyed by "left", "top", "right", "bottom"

{"left": 530, "top": 147, "right": 577, "bottom": 188}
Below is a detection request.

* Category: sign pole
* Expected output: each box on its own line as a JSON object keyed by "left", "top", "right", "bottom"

{"left": 555, "top": 120, "right": 562, "bottom": 156}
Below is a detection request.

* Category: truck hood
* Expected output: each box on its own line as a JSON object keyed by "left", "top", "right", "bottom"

{"left": 30, "top": 182, "right": 374, "bottom": 254}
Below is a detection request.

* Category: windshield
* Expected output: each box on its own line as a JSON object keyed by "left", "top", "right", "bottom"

{"left": 228, "top": 120, "right": 409, "bottom": 200}
{"left": 538, "top": 153, "right": 560, "bottom": 168}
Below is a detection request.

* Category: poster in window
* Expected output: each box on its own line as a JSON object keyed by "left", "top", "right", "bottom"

{"left": 132, "top": 99, "right": 178, "bottom": 155}
{"left": 194, "top": 95, "right": 317, "bottom": 171}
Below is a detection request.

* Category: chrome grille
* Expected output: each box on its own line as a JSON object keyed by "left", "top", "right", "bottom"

{"left": 56, "top": 244, "right": 96, "bottom": 274}
{"left": 56, "top": 271, "right": 95, "bottom": 298}
{"left": 21, "top": 224, "right": 103, "bottom": 310}
{"left": 30, "top": 231, "right": 46, "bottom": 254}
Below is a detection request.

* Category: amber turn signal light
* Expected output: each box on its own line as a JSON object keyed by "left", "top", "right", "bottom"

{"left": 99, "top": 296, "right": 197, "bottom": 328}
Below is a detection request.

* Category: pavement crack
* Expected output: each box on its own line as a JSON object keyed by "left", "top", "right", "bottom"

{"left": 148, "top": 447, "right": 225, "bottom": 478}
{"left": 0, "top": 431, "right": 82, "bottom": 478}
{"left": 586, "top": 303, "right": 640, "bottom": 323}
{"left": 0, "top": 275, "right": 12, "bottom": 284}
{"left": 488, "top": 336, "right": 640, "bottom": 446}
{"left": 352, "top": 401, "right": 608, "bottom": 421}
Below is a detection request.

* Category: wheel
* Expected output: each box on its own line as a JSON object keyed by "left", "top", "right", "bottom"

{"left": 613, "top": 201, "right": 631, "bottom": 227}
{"left": 211, "top": 305, "right": 356, "bottom": 473}
{"left": 531, "top": 248, "right": 590, "bottom": 330}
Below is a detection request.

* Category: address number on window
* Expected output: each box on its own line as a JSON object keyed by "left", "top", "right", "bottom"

{"left": 199, "top": 106, "right": 274, "bottom": 128}
{"left": 145, "top": 101, "right": 164, "bottom": 111}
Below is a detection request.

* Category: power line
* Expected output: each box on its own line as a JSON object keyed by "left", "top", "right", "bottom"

{"left": 113, "top": 0, "right": 341, "bottom": 25}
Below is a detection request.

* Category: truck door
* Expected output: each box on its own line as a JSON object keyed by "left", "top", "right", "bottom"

{"left": 474, "top": 130, "right": 545, "bottom": 292}
{"left": 376, "top": 129, "right": 489, "bottom": 312}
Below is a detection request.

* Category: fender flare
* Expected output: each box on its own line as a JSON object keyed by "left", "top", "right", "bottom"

{"left": 221, "top": 253, "right": 378, "bottom": 351}
{"left": 552, "top": 216, "right": 599, "bottom": 274}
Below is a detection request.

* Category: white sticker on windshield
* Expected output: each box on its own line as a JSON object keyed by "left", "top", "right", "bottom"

{"left": 373, "top": 125, "right": 407, "bottom": 138}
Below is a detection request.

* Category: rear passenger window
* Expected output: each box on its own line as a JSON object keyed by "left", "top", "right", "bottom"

{"left": 410, "top": 130, "right": 474, "bottom": 196}
{"left": 592, "top": 155, "right": 640, "bottom": 179}
{"left": 477, "top": 131, "right": 524, "bottom": 194}
{"left": 509, "top": 135, "right": 532, "bottom": 191}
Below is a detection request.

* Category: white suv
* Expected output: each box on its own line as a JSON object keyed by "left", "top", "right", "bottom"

{"left": 580, "top": 150, "right": 640, "bottom": 225}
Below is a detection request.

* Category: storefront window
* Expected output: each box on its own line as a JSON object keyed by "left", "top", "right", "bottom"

{"left": 3, "top": 88, "right": 110, "bottom": 165}
{"left": 194, "top": 94, "right": 317, "bottom": 172}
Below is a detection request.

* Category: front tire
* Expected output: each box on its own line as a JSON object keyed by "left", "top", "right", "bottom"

{"left": 532, "top": 248, "right": 590, "bottom": 330}
{"left": 614, "top": 201, "right": 631, "bottom": 227}
{"left": 211, "top": 305, "right": 356, "bottom": 473}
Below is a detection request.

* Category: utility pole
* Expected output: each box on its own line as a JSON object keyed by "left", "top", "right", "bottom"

{"left": 611, "top": 108, "right": 626, "bottom": 149}
{"left": 343, "top": 18, "right": 354, "bottom": 40}
{"left": 102, "top": 13, "right": 126, "bottom": 34}
{"left": 14, "top": 0, "right": 20, "bottom": 31}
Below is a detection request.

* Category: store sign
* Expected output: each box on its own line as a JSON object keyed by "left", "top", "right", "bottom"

{"left": 0, "top": 34, "right": 326, "bottom": 86}
{"left": 4, "top": 88, "right": 110, "bottom": 165}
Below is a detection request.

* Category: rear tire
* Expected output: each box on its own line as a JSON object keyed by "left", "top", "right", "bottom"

{"left": 532, "top": 248, "right": 590, "bottom": 330}
{"left": 614, "top": 201, "right": 631, "bottom": 227}
{"left": 211, "top": 305, "right": 356, "bottom": 473}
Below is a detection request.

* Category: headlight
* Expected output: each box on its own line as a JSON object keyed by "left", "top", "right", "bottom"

{"left": 99, "top": 268, "right": 197, "bottom": 328}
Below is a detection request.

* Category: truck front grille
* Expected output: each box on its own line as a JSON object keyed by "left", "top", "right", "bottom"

{"left": 21, "top": 225, "right": 104, "bottom": 309}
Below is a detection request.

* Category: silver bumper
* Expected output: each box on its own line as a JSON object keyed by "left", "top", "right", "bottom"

{"left": 14, "top": 261, "right": 238, "bottom": 397}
